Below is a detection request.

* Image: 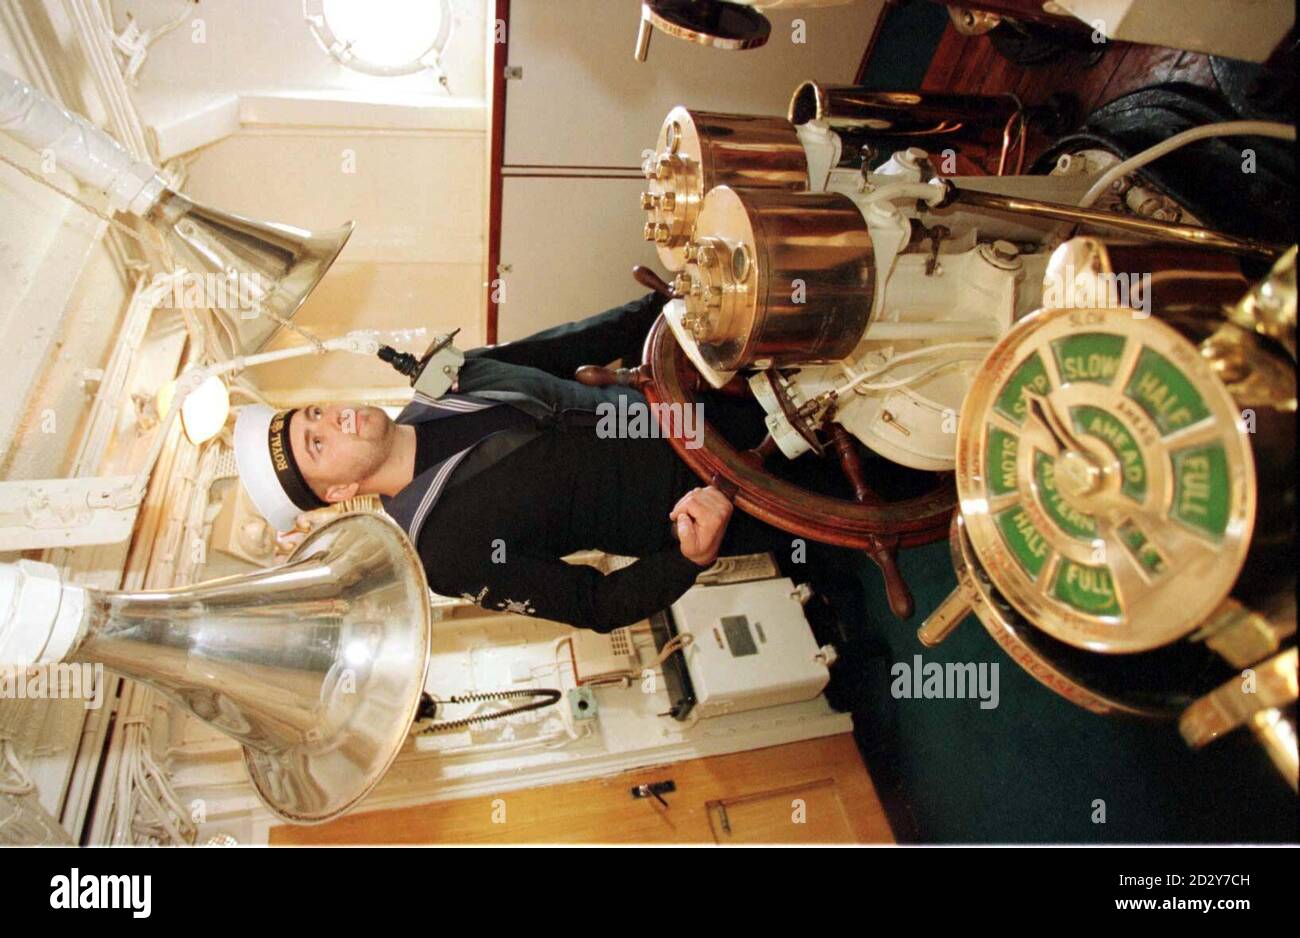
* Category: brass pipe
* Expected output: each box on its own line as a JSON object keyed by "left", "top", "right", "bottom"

{"left": 789, "top": 82, "right": 1022, "bottom": 149}
{"left": 917, "top": 585, "right": 971, "bottom": 647}
{"left": 634, "top": 12, "right": 653, "bottom": 62}
{"left": 939, "top": 182, "right": 1288, "bottom": 261}
{"left": 1251, "top": 709, "right": 1299, "bottom": 793}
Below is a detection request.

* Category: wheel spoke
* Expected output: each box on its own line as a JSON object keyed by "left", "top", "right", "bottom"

{"left": 828, "top": 422, "right": 881, "bottom": 505}
{"left": 741, "top": 433, "right": 779, "bottom": 468}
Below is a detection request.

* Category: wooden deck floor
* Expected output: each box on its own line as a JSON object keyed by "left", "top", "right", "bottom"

{"left": 919, "top": 23, "right": 1217, "bottom": 174}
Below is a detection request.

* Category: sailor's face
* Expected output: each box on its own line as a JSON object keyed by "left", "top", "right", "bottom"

{"left": 290, "top": 403, "right": 393, "bottom": 499}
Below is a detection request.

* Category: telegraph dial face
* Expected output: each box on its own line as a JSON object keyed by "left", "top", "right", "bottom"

{"left": 956, "top": 306, "right": 1256, "bottom": 654}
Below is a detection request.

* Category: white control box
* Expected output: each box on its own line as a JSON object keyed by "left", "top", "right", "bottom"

{"left": 669, "top": 578, "right": 831, "bottom": 719}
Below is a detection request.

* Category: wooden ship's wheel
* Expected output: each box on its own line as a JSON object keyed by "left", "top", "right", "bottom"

{"left": 579, "top": 268, "right": 957, "bottom": 620}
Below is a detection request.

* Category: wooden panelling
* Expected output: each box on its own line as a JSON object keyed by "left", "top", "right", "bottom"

{"left": 270, "top": 733, "right": 893, "bottom": 845}
{"left": 919, "top": 24, "right": 1218, "bottom": 175}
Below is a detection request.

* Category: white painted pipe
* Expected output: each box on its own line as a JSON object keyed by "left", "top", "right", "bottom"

{"left": 213, "top": 331, "right": 381, "bottom": 373}
{"left": 836, "top": 341, "right": 994, "bottom": 396}
{"left": 0, "top": 67, "right": 164, "bottom": 215}
{"left": 859, "top": 181, "right": 947, "bottom": 207}
{"left": 863, "top": 320, "right": 1000, "bottom": 340}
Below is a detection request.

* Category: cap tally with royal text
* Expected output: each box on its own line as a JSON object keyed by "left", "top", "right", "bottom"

{"left": 233, "top": 404, "right": 327, "bottom": 532}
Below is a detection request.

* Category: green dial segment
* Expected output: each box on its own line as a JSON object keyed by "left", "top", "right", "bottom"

{"left": 1170, "top": 443, "right": 1231, "bottom": 541}
{"left": 1123, "top": 346, "right": 1210, "bottom": 436}
{"left": 1052, "top": 559, "right": 1122, "bottom": 617}
{"left": 996, "top": 505, "right": 1051, "bottom": 579}
{"left": 1051, "top": 333, "right": 1126, "bottom": 386}
{"left": 1118, "top": 520, "right": 1166, "bottom": 575}
{"left": 994, "top": 352, "right": 1051, "bottom": 425}
{"left": 986, "top": 427, "right": 1019, "bottom": 496}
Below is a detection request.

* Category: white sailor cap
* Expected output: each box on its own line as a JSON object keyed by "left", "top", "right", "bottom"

{"left": 233, "top": 404, "right": 326, "bottom": 533}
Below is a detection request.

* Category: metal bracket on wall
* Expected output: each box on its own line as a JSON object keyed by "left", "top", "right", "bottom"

{"left": 568, "top": 686, "right": 598, "bottom": 722}
{"left": 0, "top": 477, "right": 141, "bottom": 551}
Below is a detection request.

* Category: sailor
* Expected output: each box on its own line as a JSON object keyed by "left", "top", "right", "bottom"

{"left": 233, "top": 292, "right": 798, "bottom": 632}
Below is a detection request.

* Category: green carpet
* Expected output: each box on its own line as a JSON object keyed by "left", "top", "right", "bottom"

{"left": 847, "top": 539, "right": 1295, "bottom": 844}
